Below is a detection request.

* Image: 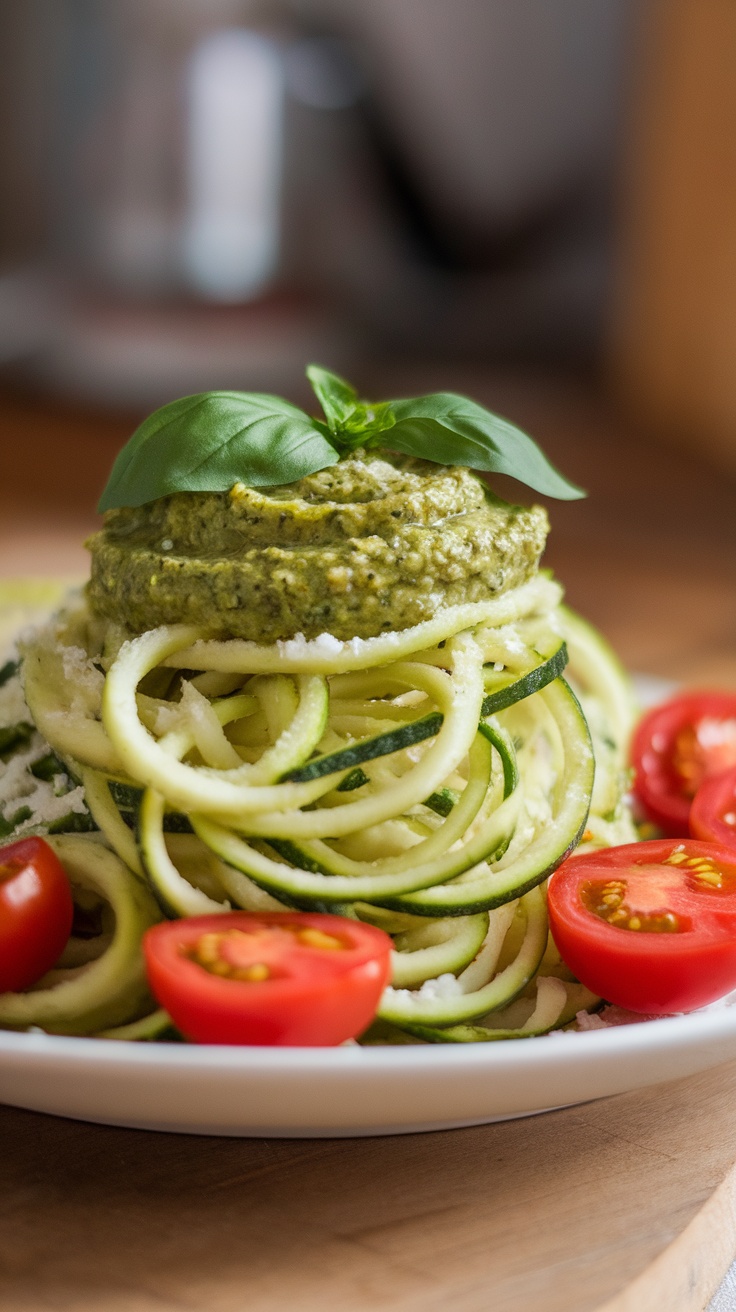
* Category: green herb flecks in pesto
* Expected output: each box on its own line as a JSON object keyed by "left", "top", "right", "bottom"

{"left": 87, "top": 451, "right": 549, "bottom": 642}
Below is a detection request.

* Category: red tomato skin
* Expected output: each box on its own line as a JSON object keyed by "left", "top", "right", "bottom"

{"left": 0, "top": 837, "right": 74, "bottom": 993}
{"left": 548, "top": 840, "right": 736, "bottom": 1014}
{"left": 690, "top": 767, "right": 736, "bottom": 852}
{"left": 632, "top": 692, "right": 736, "bottom": 836}
{"left": 143, "top": 912, "right": 393, "bottom": 1046}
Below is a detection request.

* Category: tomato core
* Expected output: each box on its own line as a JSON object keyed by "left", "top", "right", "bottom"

{"left": 184, "top": 924, "right": 348, "bottom": 983}
{"left": 581, "top": 879, "right": 682, "bottom": 933}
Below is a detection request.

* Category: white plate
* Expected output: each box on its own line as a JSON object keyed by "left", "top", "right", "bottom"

{"left": 5, "top": 668, "right": 719, "bottom": 1138}
{"left": 2, "top": 1006, "right": 736, "bottom": 1136}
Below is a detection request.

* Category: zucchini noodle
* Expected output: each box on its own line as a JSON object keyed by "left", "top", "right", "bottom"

{"left": 11, "top": 573, "right": 638, "bottom": 1042}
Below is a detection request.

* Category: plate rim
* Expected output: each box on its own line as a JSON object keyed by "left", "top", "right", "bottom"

{"left": 2, "top": 999, "right": 736, "bottom": 1074}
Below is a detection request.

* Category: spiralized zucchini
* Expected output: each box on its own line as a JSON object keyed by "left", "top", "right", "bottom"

{"left": 0, "top": 835, "right": 159, "bottom": 1034}
{"left": 14, "top": 577, "right": 637, "bottom": 1043}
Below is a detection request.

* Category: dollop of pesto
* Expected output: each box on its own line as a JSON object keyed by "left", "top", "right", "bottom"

{"left": 86, "top": 452, "right": 548, "bottom": 641}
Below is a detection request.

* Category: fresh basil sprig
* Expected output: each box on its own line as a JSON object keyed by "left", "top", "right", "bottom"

{"left": 98, "top": 392, "right": 339, "bottom": 512}
{"left": 306, "top": 364, "right": 396, "bottom": 446}
{"left": 98, "top": 366, "right": 583, "bottom": 511}
{"left": 382, "top": 393, "right": 582, "bottom": 498}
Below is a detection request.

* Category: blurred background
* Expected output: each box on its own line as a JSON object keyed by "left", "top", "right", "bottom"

{"left": 0, "top": 0, "right": 735, "bottom": 683}
{"left": 1, "top": 0, "right": 638, "bottom": 400}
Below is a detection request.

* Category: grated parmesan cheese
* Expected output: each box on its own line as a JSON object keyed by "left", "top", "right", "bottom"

{"left": 59, "top": 643, "right": 105, "bottom": 712}
{"left": 277, "top": 631, "right": 344, "bottom": 660}
{"left": 0, "top": 673, "right": 29, "bottom": 729}
{"left": 0, "top": 668, "right": 92, "bottom": 836}
{"left": 384, "top": 973, "right": 464, "bottom": 1011}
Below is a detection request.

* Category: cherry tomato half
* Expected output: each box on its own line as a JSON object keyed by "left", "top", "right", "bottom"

{"left": 143, "top": 911, "right": 393, "bottom": 1046}
{"left": 632, "top": 692, "right": 736, "bottom": 835}
{"left": 0, "top": 837, "right": 74, "bottom": 993}
{"left": 690, "top": 765, "right": 736, "bottom": 852}
{"left": 547, "top": 839, "right": 736, "bottom": 1013}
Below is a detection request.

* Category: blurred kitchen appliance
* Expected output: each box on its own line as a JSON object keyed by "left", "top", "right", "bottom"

{"left": 0, "top": 0, "right": 365, "bottom": 404}
{"left": 55, "top": 3, "right": 291, "bottom": 301}
{"left": 0, "top": 0, "right": 635, "bottom": 407}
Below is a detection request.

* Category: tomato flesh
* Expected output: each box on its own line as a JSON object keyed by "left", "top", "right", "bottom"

{"left": 0, "top": 837, "right": 74, "bottom": 993}
{"left": 632, "top": 693, "right": 736, "bottom": 835}
{"left": 690, "top": 766, "right": 736, "bottom": 852}
{"left": 143, "top": 911, "right": 393, "bottom": 1045}
{"left": 548, "top": 839, "right": 736, "bottom": 1013}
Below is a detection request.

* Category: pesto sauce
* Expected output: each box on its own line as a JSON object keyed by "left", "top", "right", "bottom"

{"left": 86, "top": 451, "right": 548, "bottom": 641}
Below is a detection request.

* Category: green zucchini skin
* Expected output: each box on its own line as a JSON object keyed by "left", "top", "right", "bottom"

{"left": 378, "top": 838, "right": 588, "bottom": 917}
{"left": 398, "top": 981, "right": 600, "bottom": 1042}
{"left": 375, "top": 677, "right": 593, "bottom": 917}
{"left": 477, "top": 721, "right": 518, "bottom": 798}
{"left": 0, "top": 722, "right": 34, "bottom": 758}
{"left": 259, "top": 810, "right": 513, "bottom": 904}
{"left": 280, "top": 642, "right": 567, "bottom": 786}
{"left": 480, "top": 641, "right": 568, "bottom": 716}
{"left": 106, "top": 780, "right": 194, "bottom": 833}
{"left": 281, "top": 712, "right": 443, "bottom": 783}
{"left": 95, "top": 1009, "right": 183, "bottom": 1042}
{"left": 191, "top": 676, "right": 591, "bottom": 917}
{"left": 423, "top": 788, "right": 459, "bottom": 817}
{"left": 0, "top": 805, "right": 32, "bottom": 839}
{"left": 137, "top": 788, "right": 230, "bottom": 920}
{"left": 108, "top": 780, "right": 143, "bottom": 811}
{"left": 193, "top": 807, "right": 508, "bottom": 905}
{"left": 390, "top": 913, "right": 490, "bottom": 988}
{"left": 378, "top": 887, "right": 548, "bottom": 1028}
{"left": 558, "top": 606, "right": 638, "bottom": 826}
{"left": 0, "top": 658, "right": 19, "bottom": 687}
{"left": 29, "top": 751, "right": 66, "bottom": 781}
{"left": 46, "top": 811, "right": 98, "bottom": 835}
{"left": 336, "top": 766, "right": 370, "bottom": 793}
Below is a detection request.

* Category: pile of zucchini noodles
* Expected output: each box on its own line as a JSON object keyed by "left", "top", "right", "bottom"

{"left": 12, "top": 571, "right": 638, "bottom": 1042}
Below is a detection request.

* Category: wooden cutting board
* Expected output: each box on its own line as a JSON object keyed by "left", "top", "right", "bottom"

{"left": 1, "top": 1055, "right": 736, "bottom": 1312}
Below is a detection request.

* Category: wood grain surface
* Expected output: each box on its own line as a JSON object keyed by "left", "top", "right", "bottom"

{"left": 2, "top": 1061, "right": 736, "bottom": 1312}
{"left": 1, "top": 373, "right": 735, "bottom": 1312}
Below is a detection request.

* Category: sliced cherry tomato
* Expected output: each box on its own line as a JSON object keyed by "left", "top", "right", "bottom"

{"left": 632, "top": 692, "right": 736, "bottom": 835}
{"left": 0, "top": 837, "right": 74, "bottom": 993}
{"left": 143, "top": 911, "right": 392, "bottom": 1046}
{"left": 547, "top": 839, "right": 736, "bottom": 1013}
{"left": 690, "top": 765, "right": 736, "bottom": 852}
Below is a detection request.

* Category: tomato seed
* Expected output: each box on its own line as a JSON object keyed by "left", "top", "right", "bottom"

{"left": 297, "top": 927, "right": 345, "bottom": 951}
{"left": 230, "top": 963, "right": 270, "bottom": 983}
{"left": 582, "top": 881, "right": 681, "bottom": 933}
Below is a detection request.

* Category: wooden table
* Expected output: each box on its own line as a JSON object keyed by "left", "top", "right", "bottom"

{"left": 1, "top": 372, "right": 736, "bottom": 1311}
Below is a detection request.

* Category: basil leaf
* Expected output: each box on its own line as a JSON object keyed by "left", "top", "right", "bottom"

{"left": 98, "top": 392, "right": 339, "bottom": 511}
{"left": 307, "top": 368, "right": 583, "bottom": 498}
{"left": 307, "top": 364, "right": 396, "bottom": 448}
{"left": 306, "top": 364, "right": 359, "bottom": 432}
{"left": 385, "top": 393, "right": 585, "bottom": 500}
{"left": 98, "top": 369, "right": 585, "bottom": 512}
